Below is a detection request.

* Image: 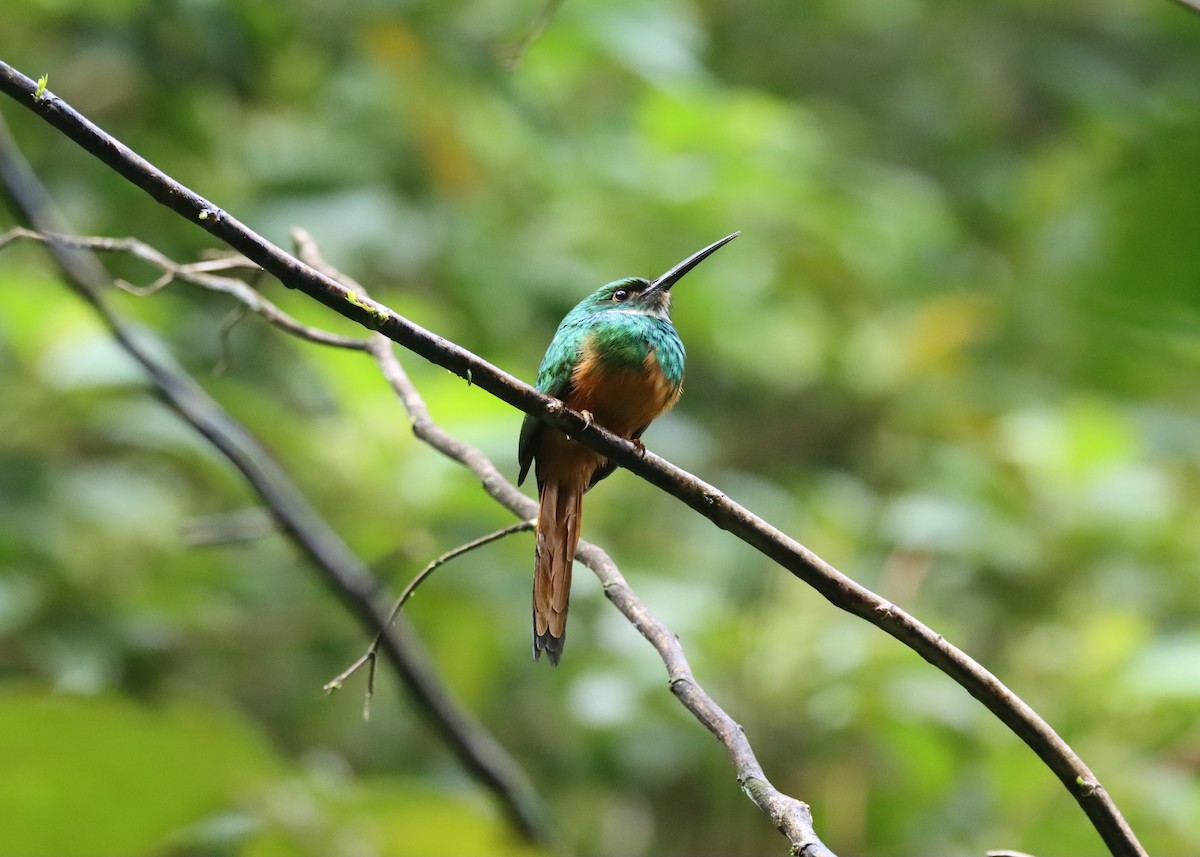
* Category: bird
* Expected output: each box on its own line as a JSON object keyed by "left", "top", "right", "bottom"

{"left": 517, "top": 232, "right": 739, "bottom": 664}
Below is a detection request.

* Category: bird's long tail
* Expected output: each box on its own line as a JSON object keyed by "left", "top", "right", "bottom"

{"left": 533, "top": 475, "right": 586, "bottom": 665}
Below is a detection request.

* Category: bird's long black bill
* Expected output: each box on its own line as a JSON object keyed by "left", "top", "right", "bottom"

{"left": 647, "top": 231, "right": 740, "bottom": 294}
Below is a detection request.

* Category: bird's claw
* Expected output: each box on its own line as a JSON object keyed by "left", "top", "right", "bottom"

{"left": 632, "top": 439, "right": 647, "bottom": 456}
{"left": 579, "top": 409, "right": 594, "bottom": 430}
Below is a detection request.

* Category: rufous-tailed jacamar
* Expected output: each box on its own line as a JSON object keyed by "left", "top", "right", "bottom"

{"left": 517, "top": 232, "right": 739, "bottom": 664}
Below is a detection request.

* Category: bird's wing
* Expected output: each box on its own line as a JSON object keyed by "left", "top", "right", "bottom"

{"left": 518, "top": 351, "right": 578, "bottom": 487}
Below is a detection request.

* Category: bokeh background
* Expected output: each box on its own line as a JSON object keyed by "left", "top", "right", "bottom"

{"left": 3, "top": 1, "right": 1200, "bottom": 854}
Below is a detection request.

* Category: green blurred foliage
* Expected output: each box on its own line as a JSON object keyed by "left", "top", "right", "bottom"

{"left": 2, "top": 0, "right": 1200, "bottom": 854}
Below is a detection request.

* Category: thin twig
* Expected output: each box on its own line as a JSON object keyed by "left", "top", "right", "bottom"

{"left": 212, "top": 304, "right": 248, "bottom": 375}
{"left": 384, "top": 523, "right": 536, "bottom": 634}
{"left": 0, "top": 114, "right": 550, "bottom": 846}
{"left": 325, "top": 520, "right": 535, "bottom": 723}
{"left": 0, "top": 227, "right": 370, "bottom": 350}
{"left": 324, "top": 650, "right": 377, "bottom": 720}
{"left": 0, "top": 61, "right": 1148, "bottom": 857}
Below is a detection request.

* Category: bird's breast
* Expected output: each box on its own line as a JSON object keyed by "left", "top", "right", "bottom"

{"left": 567, "top": 340, "right": 683, "bottom": 438}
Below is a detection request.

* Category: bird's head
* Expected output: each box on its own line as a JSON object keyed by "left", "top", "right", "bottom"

{"left": 575, "top": 232, "right": 740, "bottom": 320}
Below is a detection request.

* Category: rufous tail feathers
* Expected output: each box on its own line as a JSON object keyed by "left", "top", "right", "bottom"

{"left": 532, "top": 476, "right": 586, "bottom": 665}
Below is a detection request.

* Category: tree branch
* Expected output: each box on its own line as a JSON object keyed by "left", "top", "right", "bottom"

{"left": 0, "top": 111, "right": 550, "bottom": 846}
{"left": 0, "top": 61, "right": 1147, "bottom": 857}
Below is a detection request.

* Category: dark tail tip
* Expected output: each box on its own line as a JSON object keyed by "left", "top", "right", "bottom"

{"left": 533, "top": 632, "right": 564, "bottom": 667}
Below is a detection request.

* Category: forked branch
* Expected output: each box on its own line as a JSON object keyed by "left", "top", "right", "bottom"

{"left": 323, "top": 521, "right": 536, "bottom": 721}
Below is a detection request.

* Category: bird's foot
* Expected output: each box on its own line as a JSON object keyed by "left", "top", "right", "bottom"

{"left": 579, "top": 409, "right": 595, "bottom": 430}
{"left": 632, "top": 438, "right": 647, "bottom": 456}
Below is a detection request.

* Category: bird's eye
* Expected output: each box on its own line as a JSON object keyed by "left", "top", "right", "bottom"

{"left": 613, "top": 288, "right": 630, "bottom": 302}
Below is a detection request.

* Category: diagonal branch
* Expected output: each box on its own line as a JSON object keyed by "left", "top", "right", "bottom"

{"left": 0, "top": 61, "right": 1146, "bottom": 857}
{"left": 0, "top": 112, "right": 550, "bottom": 846}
